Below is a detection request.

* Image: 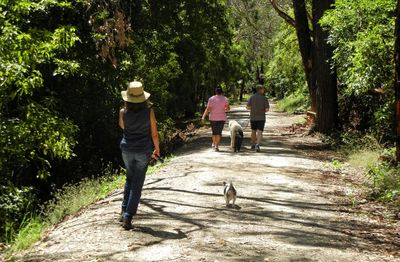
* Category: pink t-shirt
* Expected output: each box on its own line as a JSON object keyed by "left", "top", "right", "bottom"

{"left": 207, "top": 95, "right": 229, "bottom": 121}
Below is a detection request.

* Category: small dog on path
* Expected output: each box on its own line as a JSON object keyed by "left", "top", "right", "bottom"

{"left": 229, "top": 120, "right": 243, "bottom": 152}
{"left": 223, "top": 181, "right": 237, "bottom": 207}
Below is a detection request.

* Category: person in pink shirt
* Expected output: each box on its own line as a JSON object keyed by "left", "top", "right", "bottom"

{"left": 201, "top": 87, "right": 230, "bottom": 151}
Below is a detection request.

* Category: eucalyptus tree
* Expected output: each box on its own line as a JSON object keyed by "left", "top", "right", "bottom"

{"left": 228, "top": 0, "right": 282, "bottom": 89}
{"left": 269, "top": 0, "right": 338, "bottom": 133}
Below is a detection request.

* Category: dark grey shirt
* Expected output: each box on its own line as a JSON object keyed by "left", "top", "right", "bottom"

{"left": 120, "top": 107, "right": 153, "bottom": 152}
{"left": 247, "top": 93, "right": 270, "bottom": 121}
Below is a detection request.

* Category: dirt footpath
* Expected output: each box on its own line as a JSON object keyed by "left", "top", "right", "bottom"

{"left": 16, "top": 103, "right": 400, "bottom": 262}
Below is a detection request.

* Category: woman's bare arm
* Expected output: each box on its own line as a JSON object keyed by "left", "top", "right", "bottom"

{"left": 119, "top": 109, "right": 125, "bottom": 129}
{"left": 150, "top": 109, "right": 160, "bottom": 158}
{"left": 225, "top": 103, "right": 230, "bottom": 112}
{"left": 201, "top": 107, "right": 210, "bottom": 120}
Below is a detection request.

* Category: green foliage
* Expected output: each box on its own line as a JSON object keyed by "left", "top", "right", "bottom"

{"left": 6, "top": 159, "right": 167, "bottom": 254}
{"left": 0, "top": 0, "right": 81, "bottom": 240}
{"left": 1, "top": 0, "right": 244, "bottom": 245}
{"left": 321, "top": 0, "right": 396, "bottom": 140}
{"left": 321, "top": 0, "right": 395, "bottom": 95}
{"left": 368, "top": 163, "right": 400, "bottom": 202}
{"left": 327, "top": 131, "right": 399, "bottom": 204}
{"left": 265, "top": 21, "right": 308, "bottom": 100}
{"left": 348, "top": 150, "right": 381, "bottom": 169}
{"left": 328, "top": 130, "right": 382, "bottom": 155}
{"left": 276, "top": 89, "right": 309, "bottom": 114}
{"left": 7, "top": 165, "right": 125, "bottom": 253}
{"left": 44, "top": 170, "right": 125, "bottom": 226}
{"left": 0, "top": 185, "right": 35, "bottom": 243}
{"left": 7, "top": 216, "right": 46, "bottom": 253}
{"left": 227, "top": 0, "right": 282, "bottom": 90}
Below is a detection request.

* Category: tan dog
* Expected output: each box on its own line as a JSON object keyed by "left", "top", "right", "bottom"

{"left": 229, "top": 120, "right": 244, "bottom": 152}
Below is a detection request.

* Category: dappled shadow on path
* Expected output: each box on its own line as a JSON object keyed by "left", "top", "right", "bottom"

{"left": 180, "top": 129, "right": 334, "bottom": 163}
{"left": 138, "top": 185, "right": 399, "bottom": 254}
{"left": 18, "top": 103, "right": 399, "bottom": 261}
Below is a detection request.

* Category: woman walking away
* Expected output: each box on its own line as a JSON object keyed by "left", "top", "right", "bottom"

{"left": 119, "top": 81, "right": 160, "bottom": 230}
{"left": 201, "top": 87, "right": 230, "bottom": 152}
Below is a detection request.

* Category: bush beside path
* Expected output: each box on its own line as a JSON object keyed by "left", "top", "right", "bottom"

{"left": 12, "top": 103, "right": 400, "bottom": 262}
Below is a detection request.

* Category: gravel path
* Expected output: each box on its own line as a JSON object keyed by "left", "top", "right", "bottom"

{"left": 15, "top": 103, "right": 400, "bottom": 262}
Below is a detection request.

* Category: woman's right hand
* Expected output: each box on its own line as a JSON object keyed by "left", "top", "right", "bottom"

{"left": 152, "top": 147, "right": 160, "bottom": 160}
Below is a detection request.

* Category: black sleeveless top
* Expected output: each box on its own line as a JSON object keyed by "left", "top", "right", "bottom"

{"left": 120, "top": 107, "right": 153, "bottom": 152}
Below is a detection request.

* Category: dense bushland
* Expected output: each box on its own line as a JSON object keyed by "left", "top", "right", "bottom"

{"left": 0, "top": 0, "right": 247, "bottom": 243}
{"left": 264, "top": 0, "right": 399, "bottom": 202}
{"left": 2, "top": 0, "right": 400, "bottom": 249}
{"left": 322, "top": 0, "right": 399, "bottom": 202}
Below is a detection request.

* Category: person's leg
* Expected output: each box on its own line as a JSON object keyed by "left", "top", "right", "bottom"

{"left": 255, "top": 121, "right": 265, "bottom": 152}
{"left": 251, "top": 130, "right": 256, "bottom": 147}
{"left": 256, "top": 130, "right": 263, "bottom": 144}
{"left": 124, "top": 151, "right": 151, "bottom": 222}
{"left": 210, "top": 121, "right": 216, "bottom": 147}
{"left": 121, "top": 150, "right": 135, "bottom": 215}
{"left": 214, "top": 121, "right": 224, "bottom": 149}
{"left": 250, "top": 121, "right": 257, "bottom": 148}
{"left": 215, "top": 134, "right": 221, "bottom": 147}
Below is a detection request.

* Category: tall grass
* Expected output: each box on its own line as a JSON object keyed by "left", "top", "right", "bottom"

{"left": 5, "top": 160, "right": 167, "bottom": 255}
{"left": 331, "top": 132, "right": 399, "bottom": 204}
{"left": 276, "top": 91, "right": 309, "bottom": 113}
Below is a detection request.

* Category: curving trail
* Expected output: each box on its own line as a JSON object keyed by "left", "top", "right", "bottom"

{"left": 16, "top": 103, "right": 399, "bottom": 262}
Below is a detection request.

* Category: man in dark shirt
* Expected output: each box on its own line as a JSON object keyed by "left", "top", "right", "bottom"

{"left": 246, "top": 85, "right": 270, "bottom": 152}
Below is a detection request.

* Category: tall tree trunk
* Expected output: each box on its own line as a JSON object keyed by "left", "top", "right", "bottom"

{"left": 271, "top": 0, "right": 338, "bottom": 133}
{"left": 312, "top": 0, "right": 338, "bottom": 133}
{"left": 395, "top": 0, "right": 400, "bottom": 162}
{"left": 239, "top": 80, "right": 244, "bottom": 101}
{"left": 292, "top": 0, "right": 316, "bottom": 112}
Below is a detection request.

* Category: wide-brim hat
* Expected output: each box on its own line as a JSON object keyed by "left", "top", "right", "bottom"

{"left": 121, "top": 81, "right": 150, "bottom": 103}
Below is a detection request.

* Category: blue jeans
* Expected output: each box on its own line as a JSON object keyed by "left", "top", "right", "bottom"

{"left": 121, "top": 150, "right": 151, "bottom": 221}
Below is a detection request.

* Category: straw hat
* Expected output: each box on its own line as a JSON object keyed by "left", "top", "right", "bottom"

{"left": 121, "top": 81, "right": 150, "bottom": 103}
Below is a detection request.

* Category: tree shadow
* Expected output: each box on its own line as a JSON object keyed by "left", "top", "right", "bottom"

{"left": 139, "top": 186, "right": 399, "bottom": 254}
{"left": 132, "top": 226, "right": 187, "bottom": 240}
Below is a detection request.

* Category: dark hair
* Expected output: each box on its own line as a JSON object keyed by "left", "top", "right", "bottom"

{"left": 215, "top": 87, "right": 223, "bottom": 95}
{"left": 124, "top": 100, "right": 151, "bottom": 112}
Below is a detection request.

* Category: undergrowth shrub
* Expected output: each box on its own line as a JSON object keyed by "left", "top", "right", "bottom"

{"left": 6, "top": 159, "right": 166, "bottom": 254}
{"left": 276, "top": 90, "right": 309, "bottom": 113}
{"left": 368, "top": 162, "right": 400, "bottom": 202}
{"left": 6, "top": 164, "right": 125, "bottom": 254}
{"left": 1, "top": 185, "right": 36, "bottom": 244}
{"left": 328, "top": 131, "right": 399, "bottom": 204}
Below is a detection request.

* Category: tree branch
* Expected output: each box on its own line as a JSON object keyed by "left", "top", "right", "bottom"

{"left": 268, "top": 0, "right": 296, "bottom": 27}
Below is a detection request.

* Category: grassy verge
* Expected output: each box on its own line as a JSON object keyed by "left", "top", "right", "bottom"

{"left": 276, "top": 91, "right": 309, "bottom": 113}
{"left": 5, "top": 160, "right": 169, "bottom": 256}
{"left": 328, "top": 132, "right": 400, "bottom": 205}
